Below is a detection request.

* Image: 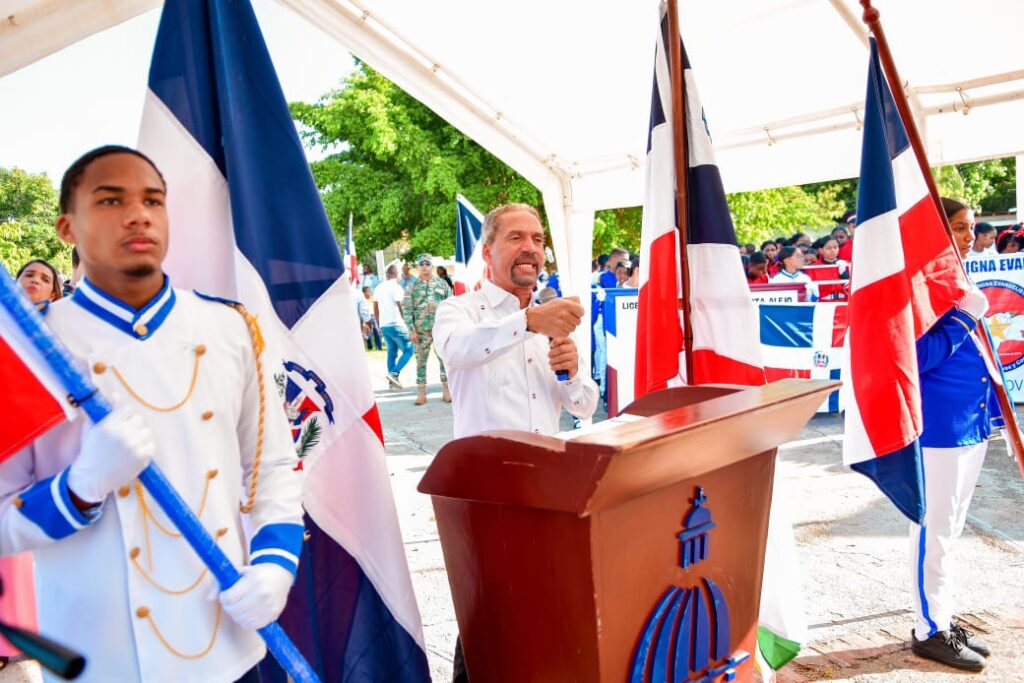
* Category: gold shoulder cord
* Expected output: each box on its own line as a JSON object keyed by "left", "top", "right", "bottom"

{"left": 227, "top": 303, "right": 265, "bottom": 514}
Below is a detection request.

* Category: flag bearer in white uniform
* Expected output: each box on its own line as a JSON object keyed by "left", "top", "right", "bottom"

{"left": 0, "top": 146, "right": 304, "bottom": 682}
{"left": 908, "top": 197, "right": 1000, "bottom": 672}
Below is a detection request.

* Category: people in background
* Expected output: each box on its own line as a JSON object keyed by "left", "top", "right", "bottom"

{"left": 745, "top": 251, "right": 769, "bottom": 284}
{"left": 63, "top": 247, "right": 82, "bottom": 297}
{"left": 600, "top": 248, "right": 629, "bottom": 288}
{"left": 769, "top": 245, "right": 817, "bottom": 300}
{"left": 16, "top": 258, "right": 63, "bottom": 309}
{"left": 836, "top": 213, "right": 856, "bottom": 261}
{"left": 357, "top": 285, "right": 383, "bottom": 351}
{"left": 374, "top": 262, "right": 414, "bottom": 389}
{"left": 802, "top": 248, "right": 818, "bottom": 266}
{"left": 626, "top": 257, "right": 640, "bottom": 288}
{"left": 817, "top": 238, "right": 849, "bottom": 276}
{"left": 436, "top": 264, "right": 455, "bottom": 291}
{"left": 399, "top": 262, "right": 415, "bottom": 290}
{"left": 996, "top": 229, "right": 1024, "bottom": 254}
{"left": 614, "top": 259, "right": 630, "bottom": 287}
{"left": 967, "top": 222, "right": 996, "bottom": 258}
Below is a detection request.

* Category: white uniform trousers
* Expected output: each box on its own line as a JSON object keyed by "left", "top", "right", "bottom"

{"left": 909, "top": 442, "right": 987, "bottom": 639}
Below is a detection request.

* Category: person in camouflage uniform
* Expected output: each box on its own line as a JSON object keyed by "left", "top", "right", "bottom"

{"left": 403, "top": 253, "right": 453, "bottom": 404}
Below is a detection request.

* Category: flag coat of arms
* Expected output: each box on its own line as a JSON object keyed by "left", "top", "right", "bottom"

{"left": 841, "top": 39, "right": 970, "bottom": 524}
{"left": 454, "top": 193, "right": 486, "bottom": 295}
{"left": 760, "top": 303, "right": 846, "bottom": 413}
{"left": 635, "top": 8, "right": 764, "bottom": 396}
{"left": 137, "top": 0, "right": 429, "bottom": 679}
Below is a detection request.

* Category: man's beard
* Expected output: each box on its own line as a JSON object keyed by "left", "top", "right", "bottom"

{"left": 123, "top": 264, "right": 157, "bottom": 278}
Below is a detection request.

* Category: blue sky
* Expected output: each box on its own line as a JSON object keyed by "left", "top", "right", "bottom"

{"left": 0, "top": 0, "right": 354, "bottom": 185}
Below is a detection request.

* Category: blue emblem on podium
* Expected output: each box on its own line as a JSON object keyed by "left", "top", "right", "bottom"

{"left": 629, "top": 487, "right": 750, "bottom": 682}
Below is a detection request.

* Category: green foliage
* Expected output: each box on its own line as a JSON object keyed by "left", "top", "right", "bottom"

{"left": 933, "top": 157, "right": 1016, "bottom": 214}
{"left": 727, "top": 184, "right": 848, "bottom": 244}
{"left": 592, "top": 207, "right": 642, "bottom": 255}
{"left": 292, "top": 64, "right": 541, "bottom": 260}
{"left": 0, "top": 168, "right": 70, "bottom": 275}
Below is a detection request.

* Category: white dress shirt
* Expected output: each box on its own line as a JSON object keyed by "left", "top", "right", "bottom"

{"left": 432, "top": 280, "right": 599, "bottom": 438}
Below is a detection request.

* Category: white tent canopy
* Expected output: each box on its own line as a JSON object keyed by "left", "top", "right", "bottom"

{"left": 4, "top": 0, "right": 1024, "bottom": 360}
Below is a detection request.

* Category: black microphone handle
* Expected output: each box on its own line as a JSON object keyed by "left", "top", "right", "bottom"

{"left": 0, "top": 621, "right": 85, "bottom": 680}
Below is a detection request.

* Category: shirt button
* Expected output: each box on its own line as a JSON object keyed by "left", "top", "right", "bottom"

{"left": 533, "top": 429, "right": 539, "bottom": 433}
{"left": 981, "top": 377, "right": 988, "bottom": 383}
{"left": 134, "top": 323, "right": 148, "bottom": 337}
{"left": 531, "top": 393, "right": 537, "bottom": 399}
{"left": 980, "top": 402, "right": 986, "bottom": 409}
{"left": 527, "top": 358, "right": 533, "bottom": 364}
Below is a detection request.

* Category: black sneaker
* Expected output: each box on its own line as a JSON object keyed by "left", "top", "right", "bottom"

{"left": 911, "top": 629, "right": 986, "bottom": 671}
{"left": 951, "top": 622, "right": 991, "bottom": 658}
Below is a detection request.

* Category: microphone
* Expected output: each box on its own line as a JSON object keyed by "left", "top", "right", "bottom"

{"left": 537, "top": 286, "right": 570, "bottom": 381}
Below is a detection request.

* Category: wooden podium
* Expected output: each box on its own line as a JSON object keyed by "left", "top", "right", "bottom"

{"left": 418, "top": 379, "right": 838, "bottom": 682}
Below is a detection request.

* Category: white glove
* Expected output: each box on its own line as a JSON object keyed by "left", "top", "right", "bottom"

{"left": 958, "top": 286, "right": 988, "bottom": 320}
{"left": 67, "top": 407, "right": 155, "bottom": 504}
{"left": 217, "top": 564, "right": 293, "bottom": 631}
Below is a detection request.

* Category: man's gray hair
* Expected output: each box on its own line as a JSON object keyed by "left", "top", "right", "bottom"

{"left": 385, "top": 263, "right": 399, "bottom": 278}
{"left": 482, "top": 203, "right": 543, "bottom": 244}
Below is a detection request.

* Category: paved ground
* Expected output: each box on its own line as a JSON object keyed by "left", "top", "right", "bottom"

{"left": 373, "top": 347, "right": 1024, "bottom": 682}
{"left": 4, "top": 345, "right": 1020, "bottom": 681}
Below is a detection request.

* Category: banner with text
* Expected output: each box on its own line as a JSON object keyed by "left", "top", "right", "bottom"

{"left": 966, "top": 253, "right": 1024, "bottom": 402}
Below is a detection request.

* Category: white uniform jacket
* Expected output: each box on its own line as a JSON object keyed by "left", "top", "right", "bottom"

{"left": 432, "top": 280, "right": 599, "bottom": 438}
{"left": 0, "top": 278, "right": 304, "bottom": 683}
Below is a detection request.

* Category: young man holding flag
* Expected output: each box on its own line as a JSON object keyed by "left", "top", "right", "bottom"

{"left": 0, "top": 146, "right": 304, "bottom": 682}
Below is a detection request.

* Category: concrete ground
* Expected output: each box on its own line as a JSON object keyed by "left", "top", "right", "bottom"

{"left": 4, "top": 345, "right": 1020, "bottom": 681}
{"left": 374, "top": 346, "right": 1024, "bottom": 682}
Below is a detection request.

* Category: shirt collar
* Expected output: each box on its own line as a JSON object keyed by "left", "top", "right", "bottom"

{"left": 481, "top": 279, "right": 525, "bottom": 310}
{"left": 71, "top": 275, "right": 176, "bottom": 340}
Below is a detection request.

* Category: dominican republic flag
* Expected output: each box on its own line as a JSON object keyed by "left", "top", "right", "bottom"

{"left": 345, "top": 212, "right": 359, "bottom": 287}
{"left": 454, "top": 193, "right": 486, "bottom": 295}
{"left": 841, "top": 39, "right": 971, "bottom": 524}
{"left": 635, "top": 6, "right": 764, "bottom": 397}
{"left": 0, "top": 278, "right": 75, "bottom": 462}
{"left": 760, "top": 303, "right": 847, "bottom": 413}
{"left": 138, "top": 1, "right": 429, "bottom": 680}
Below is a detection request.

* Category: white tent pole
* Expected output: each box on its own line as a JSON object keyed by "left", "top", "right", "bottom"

{"left": 1017, "top": 155, "right": 1024, "bottom": 224}
{"left": 541, "top": 178, "right": 595, "bottom": 400}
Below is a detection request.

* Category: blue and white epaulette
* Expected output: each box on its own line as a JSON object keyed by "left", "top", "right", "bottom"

{"left": 192, "top": 290, "right": 243, "bottom": 307}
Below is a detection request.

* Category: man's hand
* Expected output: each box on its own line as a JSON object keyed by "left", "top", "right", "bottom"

{"left": 548, "top": 337, "right": 580, "bottom": 380}
{"left": 68, "top": 407, "right": 155, "bottom": 506}
{"left": 409, "top": 330, "right": 420, "bottom": 344}
{"left": 216, "top": 564, "right": 293, "bottom": 631}
{"left": 527, "top": 296, "right": 584, "bottom": 338}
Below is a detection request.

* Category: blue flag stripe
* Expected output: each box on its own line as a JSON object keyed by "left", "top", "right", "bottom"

{"left": 759, "top": 305, "right": 816, "bottom": 347}
{"left": 856, "top": 39, "right": 909, "bottom": 226}
{"left": 149, "top": 0, "right": 343, "bottom": 329}
{"left": 455, "top": 197, "right": 482, "bottom": 264}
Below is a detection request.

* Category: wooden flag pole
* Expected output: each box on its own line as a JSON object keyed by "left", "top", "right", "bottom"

{"left": 666, "top": 0, "right": 695, "bottom": 383}
{"left": 860, "top": 0, "right": 1024, "bottom": 477}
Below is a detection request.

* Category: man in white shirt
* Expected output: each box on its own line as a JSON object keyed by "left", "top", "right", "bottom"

{"left": 373, "top": 263, "right": 414, "bottom": 389}
{"left": 433, "top": 203, "right": 599, "bottom": 439}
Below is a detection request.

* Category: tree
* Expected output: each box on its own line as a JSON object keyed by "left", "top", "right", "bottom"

{"left": 934, "top": 158, "right": 1016, "bottom": 214}
{"left": 0, "top": 168, "right": 70, "bottom": 275}
{"left": 727, "top": 183, "right": 848, "bottom": 244}
{"left": 292, "top": 64, "right": 540, "bottom": 260}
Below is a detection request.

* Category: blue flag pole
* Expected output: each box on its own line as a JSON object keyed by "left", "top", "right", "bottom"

{"left": 0, "top": 266, "right": 319, "bottom": 683}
